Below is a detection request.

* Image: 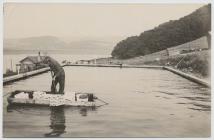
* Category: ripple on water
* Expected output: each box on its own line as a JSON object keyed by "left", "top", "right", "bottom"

{"left": 3, "top": 67, "right": 211, "bottom": 137}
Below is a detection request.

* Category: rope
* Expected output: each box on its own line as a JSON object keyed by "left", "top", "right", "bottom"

{"left": 97, "top": 98, "right": 109, "bottom": 105}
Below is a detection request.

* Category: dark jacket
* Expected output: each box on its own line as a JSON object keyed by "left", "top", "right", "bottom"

{"left": 46, "top": 57, "right": 65, "bottom": 78}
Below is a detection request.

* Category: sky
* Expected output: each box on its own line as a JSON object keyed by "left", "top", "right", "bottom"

{"left": 4, "top": 3, "right": 205, "bottom": 41}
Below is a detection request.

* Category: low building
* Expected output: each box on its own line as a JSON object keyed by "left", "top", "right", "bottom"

{"left": 75, "top": 60, "right": 90, "bottom": 64}
{"left": 19, "top": 53, "right": 46, "bottom": 73}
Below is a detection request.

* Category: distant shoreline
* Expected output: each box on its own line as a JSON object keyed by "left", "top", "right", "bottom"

{"left": 3, "top": 50, "right": 111, "bottom": 55}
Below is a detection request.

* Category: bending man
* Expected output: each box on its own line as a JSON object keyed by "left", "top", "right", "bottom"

{"left": 42, "top": 56, "right": 65, "bottom": 94}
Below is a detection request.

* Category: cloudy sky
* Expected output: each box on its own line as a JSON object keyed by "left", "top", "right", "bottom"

{"left": 4, "top": 3, "right": 205, "bottom": 40}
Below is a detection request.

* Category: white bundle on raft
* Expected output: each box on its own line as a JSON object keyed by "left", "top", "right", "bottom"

{"left": 11, "top": 90, "right": 101, "bottom": 107}
{"left": 8, "top": 90, "right": 108, "bottom": 107}
{"left": 33, "top": 91, "right": 75, "bottom": 106}
{"left": 14, "top": 92, "right": 29, "bottom": 99}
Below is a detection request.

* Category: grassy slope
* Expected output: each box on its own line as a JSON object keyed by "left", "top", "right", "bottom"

{"left": 95, "top": 50, "right": 210, "bottom": 80}
{"left": 144, "top": 50, "right": 211, "bottom": 80}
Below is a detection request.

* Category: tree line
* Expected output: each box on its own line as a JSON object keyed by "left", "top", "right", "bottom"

{"left": 111, "top": 4, "right": 211, "bottom": 59}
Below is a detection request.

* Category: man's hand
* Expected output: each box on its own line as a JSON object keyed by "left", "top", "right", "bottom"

{"left": 52, "top": 76, "right": 56, "bottom": 81}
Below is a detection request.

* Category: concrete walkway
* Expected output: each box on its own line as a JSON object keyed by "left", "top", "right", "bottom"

{"left": 163, "top": 66, "right": 210, "bottom": 88}
{"left": 63, "top": 64, "right": 163, "bottom": 69}
{"left": 3, "top": 64, "right": 210, "bottom": 88}
{"left": 3, "top": 67, "right": 50, "bottom": 85}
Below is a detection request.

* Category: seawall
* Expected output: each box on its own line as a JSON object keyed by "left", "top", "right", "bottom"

{"left": 3, "top": 67, "right": 50, "bottom": 85}
{"left": 3, "top": 64, "right": 210, "bottom": 88}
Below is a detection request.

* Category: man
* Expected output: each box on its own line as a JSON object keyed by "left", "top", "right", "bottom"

{"left": 42, "top": 56, "right": 65, "bottom": 94}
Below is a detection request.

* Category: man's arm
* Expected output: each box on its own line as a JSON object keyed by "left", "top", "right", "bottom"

{"left": 53, "top": 69, "right": 63, "bottom": 78}
{"left": 38, "top": 63, "right": 49, "bottom": 67}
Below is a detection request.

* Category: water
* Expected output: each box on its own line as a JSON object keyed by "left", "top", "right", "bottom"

{"left": 3, "top": 65, "right": 211, "bottom": 137}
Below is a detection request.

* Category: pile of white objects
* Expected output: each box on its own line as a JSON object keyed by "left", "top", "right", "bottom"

{"left": 33, "top": 91, "right": 71, "bottom": 106}
{"left": 13, "top": 91, "right": 90, "bottom": 106}
{"left": 33, "top": 91, "right": 50, "bottom": 104}
{"left": 33, "top": 91, "right": 47, "bottom": 99}
{"left": 49, "top": 94, "right": 64, "bottom": 106}
{"left": 14, "top": 92, "right": 29, "bottom": 99}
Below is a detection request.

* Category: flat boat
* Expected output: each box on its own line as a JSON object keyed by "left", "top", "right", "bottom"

{"left": 7, "top": 90, "right": 106, "bottom": 107}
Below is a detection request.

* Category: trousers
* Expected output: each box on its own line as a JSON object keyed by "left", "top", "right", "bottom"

{"left": 51, "top": 74, "right": 65, "bottom": 94}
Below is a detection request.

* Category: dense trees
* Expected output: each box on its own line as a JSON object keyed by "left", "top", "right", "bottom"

{"left": 111, "top": 4, "right": 211, "bottom": 59}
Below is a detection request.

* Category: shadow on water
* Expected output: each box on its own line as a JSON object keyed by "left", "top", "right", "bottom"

{"left": 6, "top": 105, "right": 97, "bottom": 137}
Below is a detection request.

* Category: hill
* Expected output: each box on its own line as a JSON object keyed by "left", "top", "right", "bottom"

{"left": 4, "top": 36, "right": 120, "bottom": 55}
{"left": 111, "top": 4, "right": 211, "bottom": 59}
{"left": 4, "top": 36, "right": 67, "bottom": 51}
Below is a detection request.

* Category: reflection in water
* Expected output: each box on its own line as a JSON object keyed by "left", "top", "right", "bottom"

{"left": 80, "top": 107, "right": 88, "bottom": 116}
{"left": 4, "top": 66, "right": 211, "bottom": 137}
{"left": 7, "top": 105, "right": 32, "bottom": 113}
{"left": 6, "top": 104, "right": 98, "bottom": 137}
{"left": 79, "top": 106, "right": 97, "bottom": 117}
{"left": 45, "top": 106, "right": 66, "bottom": 137}
{"left": 7, "top": 105, "right": 13, "bottom": 113}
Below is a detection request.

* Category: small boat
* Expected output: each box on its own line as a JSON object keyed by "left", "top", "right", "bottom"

{"left": 7, "top": 90, "right": 107, "bottom": 107}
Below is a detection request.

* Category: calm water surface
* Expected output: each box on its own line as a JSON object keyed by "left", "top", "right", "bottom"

{"left": 3, "top": 66, "right": 211, "bottom": 137}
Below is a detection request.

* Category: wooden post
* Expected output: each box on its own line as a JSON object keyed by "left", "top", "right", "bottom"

{"left": 10, "top": 59, "right": 13, "bottom": 72}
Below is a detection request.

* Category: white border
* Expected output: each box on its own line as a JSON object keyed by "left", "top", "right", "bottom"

{"left": 2, "top": 0, "right": 213, "bottom": 4}
{"left": 0, "top": 0, "right": 3, "bottom": 139}
{"left": 0, "top": 0, "right": 213, "bottom": 140}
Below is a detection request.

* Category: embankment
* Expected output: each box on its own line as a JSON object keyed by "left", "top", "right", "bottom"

{"left": 3, "top": 67, "right": 50, "bottom": 85}
{"left": 144, "top": 50, "right": 210, "bottom": 81}
{"left": 93, "top": 50, "right": 210, "bottom": 82}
